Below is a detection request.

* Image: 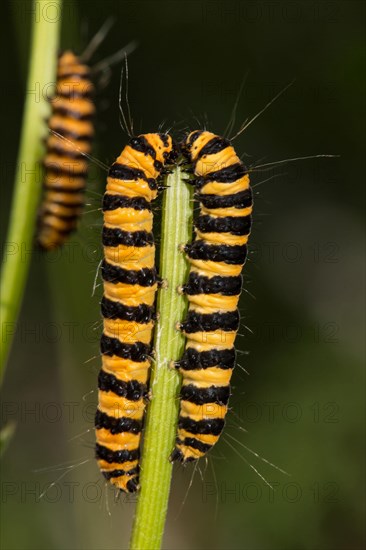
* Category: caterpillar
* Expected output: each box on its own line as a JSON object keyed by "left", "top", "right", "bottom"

{"left": 171, "top": 130, "right": 253, "bottom": 463}
{"left": 36, "top": 50, "right": 95, "bottom": 250}
{"left": 95, "top": 133, "right": 176, "bottom": 492}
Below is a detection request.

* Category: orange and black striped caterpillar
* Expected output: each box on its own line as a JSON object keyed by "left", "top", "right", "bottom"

{"left": 95, "top": 133, "right": 176, "bottom": 492}
{"left": 170, "top": 130, "right": 253, "bottom": 463}
{"left": 37, "top": 51, "right": 95, "bottom": 250}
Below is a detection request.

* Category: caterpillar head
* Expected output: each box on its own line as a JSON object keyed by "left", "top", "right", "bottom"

{"left": 56, "top": 50, "right": 94, "bottom": 98}
{"left": 131, "top": 133, "right": 178, "bottom": 169}
{"left": 57, "top": 50, "right": 90, "bottom": 74}
{"left": 157, "top": 133, "right": 178, "bottom": 165}
{"left": 181, "top": 130, "right": 217, "bottom": 162}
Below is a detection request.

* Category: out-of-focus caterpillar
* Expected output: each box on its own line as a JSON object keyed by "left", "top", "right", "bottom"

{"left": 36, "top": 50, "right": 96, "bottom": 250}
{"left": 37, "top": 21, "right": 136, "bottom": 250}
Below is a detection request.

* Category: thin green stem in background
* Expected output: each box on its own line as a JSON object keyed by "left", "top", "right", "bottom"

{"left": 130, "top": 164, "right": 193, "bottom": 550}
{"left": 0, "top": 0, "right": 62, "bottom": 381}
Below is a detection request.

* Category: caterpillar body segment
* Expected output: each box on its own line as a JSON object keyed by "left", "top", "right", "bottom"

{"left": 96, "top": 133, "right": 177, "bottom": 492}
{"left": 171, "top": 130, "right": 253, "bottom": 463}
{"left": 37, "top": 51, "right": 95, "bottom": 250}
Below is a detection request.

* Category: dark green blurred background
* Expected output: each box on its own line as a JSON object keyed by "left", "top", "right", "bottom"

{"left": 1, "top": 1, "right": 365, "bottom": 549}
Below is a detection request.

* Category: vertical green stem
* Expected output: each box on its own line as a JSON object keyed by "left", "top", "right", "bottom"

{"left": 0, "top": 0, "right": 62, "bottom": 380}
{"left": 130, "top": 164, "right": 193, "bottom": 550}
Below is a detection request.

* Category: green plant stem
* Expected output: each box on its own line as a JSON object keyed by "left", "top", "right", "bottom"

{"left": 0, "top": 0, "right": 62, "bottom": 381}
{"left": 130, "top": 164, "right": 193, "bottom": 550}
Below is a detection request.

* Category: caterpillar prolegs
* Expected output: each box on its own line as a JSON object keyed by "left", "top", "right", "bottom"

{"left": 95, "top": 133, "right": 176, "bottom": 492}
{"left": 171, "top": 130, "right": 253, "bottom": 463}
